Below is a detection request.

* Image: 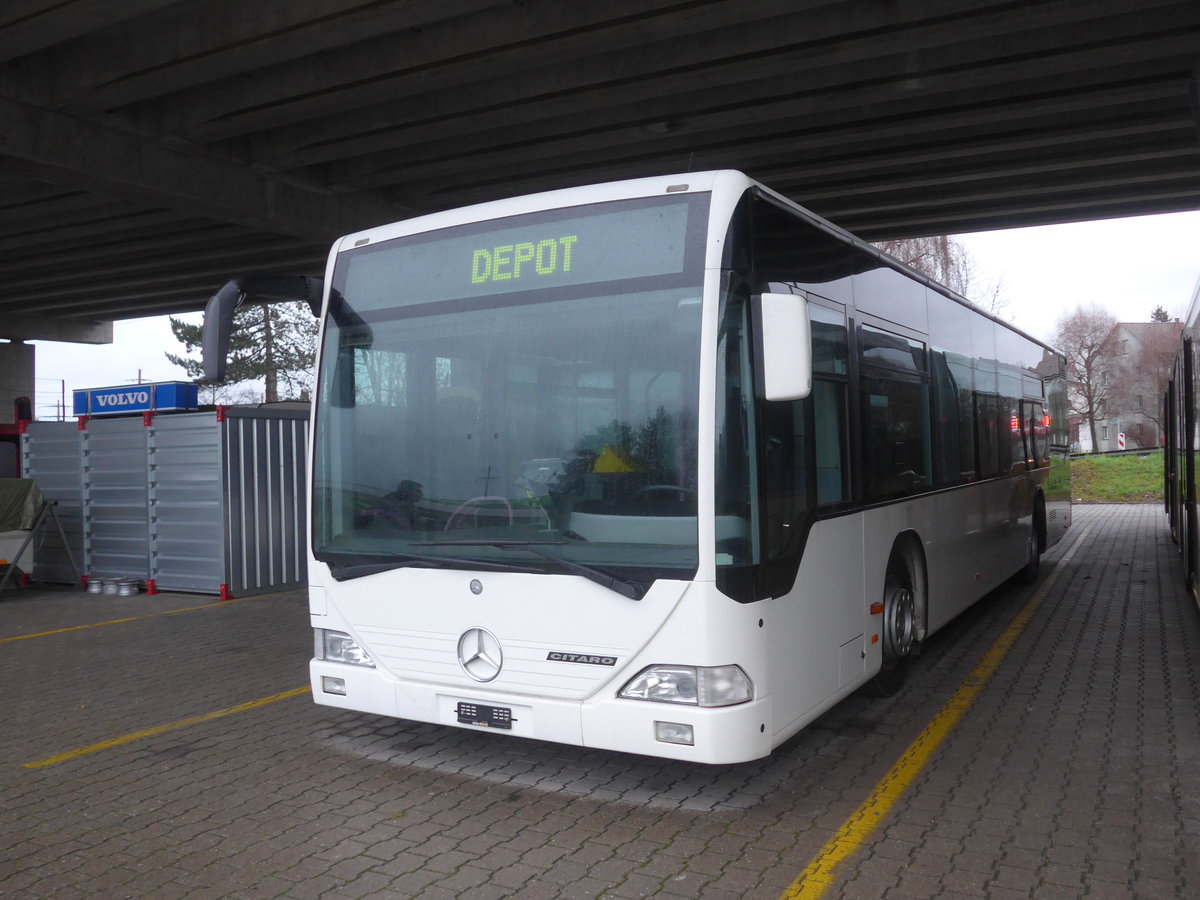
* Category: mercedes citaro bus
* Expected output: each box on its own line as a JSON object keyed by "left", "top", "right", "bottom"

{"left": 204, "top": 171, "right": 1070, "bottom": 763}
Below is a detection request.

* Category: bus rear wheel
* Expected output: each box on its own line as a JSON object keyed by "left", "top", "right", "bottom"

{"left": 1017, "top": 500, "right": 1045, "bottom": 585}
{"left": 1017, "top": 525, "right": 1041, "bottom": 584}
{"left": 869, "top": 551, "right": 918, "bottom": 697}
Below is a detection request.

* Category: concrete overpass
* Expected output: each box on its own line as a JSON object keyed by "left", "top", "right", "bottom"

{"left": 1, "top": 0, "right": 1199, "bottom": 418}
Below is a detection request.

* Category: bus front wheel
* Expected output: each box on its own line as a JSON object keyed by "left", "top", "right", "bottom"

{"left": 869, "top": 550, "right": 918, "bottom": 697}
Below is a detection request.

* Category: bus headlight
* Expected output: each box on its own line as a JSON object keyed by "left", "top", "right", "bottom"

{"left": 619, "top": 664, "right": 752, "bottom": 707}
{"left": 314, "top": 629, "right": 375, "bottom": 668}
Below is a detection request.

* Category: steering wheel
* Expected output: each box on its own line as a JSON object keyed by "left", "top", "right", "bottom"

{"left": 445, "top": 496, "right": 515, "bottom": 530}
{"left": 635, "top": 485, "right": 696, "bottom": 498}
{"left": 634, "top": 485, "right": 696, "bottom": 508}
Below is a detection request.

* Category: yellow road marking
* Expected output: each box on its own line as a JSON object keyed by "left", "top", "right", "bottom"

{"left": 779, "top": 523, "right": 1093, "bottom": 900}
{"left": 0, "top": 589, "right": 297, "bottom": 644}
{"left": 22, "top": 686, "right": 312, "bottom": 769}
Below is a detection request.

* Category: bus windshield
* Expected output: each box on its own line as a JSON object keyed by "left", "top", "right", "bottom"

{"left": 312, "top": 193, "right": 709, "bottom": 583}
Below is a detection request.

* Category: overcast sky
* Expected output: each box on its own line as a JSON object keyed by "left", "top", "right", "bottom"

{"left": 28, "top": 209, "right": 1200, "bottom": 420}
{"left": 958, "top": 209, "right": 1200, "bottom": 343}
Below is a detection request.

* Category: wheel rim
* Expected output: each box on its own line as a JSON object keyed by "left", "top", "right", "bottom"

{"left": 882, "top": 583, "right": 915, "bottom": 661}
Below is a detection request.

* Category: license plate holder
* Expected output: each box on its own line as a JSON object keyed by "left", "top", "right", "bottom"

{"left": 456, "top": 701, "right": 513, "bottom": 730}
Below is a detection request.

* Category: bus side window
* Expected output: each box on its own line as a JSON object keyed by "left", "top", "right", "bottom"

{"left": 930, "top": 350, "right": 962, "bottom": 485}
{"left": 862, "top": 376, "right": 931, "bottom": 501}
{"left": 972, "top": 318, "right": 1000, "bottom": 478}
{"left": 814, "top": 380, "right": 846, "bottom": 504}
{"left": 975, "top": 392, "right": 1001, "bottom": 478}
{"left": 858, "top": 323, "right": 931, "bottom": 502}
{"left": 996, "top": 395, "right": 1019, "bottom": 474}
{"left": 758, "top": 300, "right": 848, "bottom": 558}
{"left": 759, "top": 397, "right": 810, "bottom": 562}
{"left": 1024, "top": 400, "right": 1046, "bottom": 466}
{"left": 928, "top": 294, "right": 976, "bottom": 484}
{"left": 810, "top": 303, "right": 848, "bottom": 506}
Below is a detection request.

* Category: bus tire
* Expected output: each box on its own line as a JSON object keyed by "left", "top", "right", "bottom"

{"left": 1017, "top": 498, "right": 1045, "bottom": 585}
{"left": 868, "top": 546, "right": 919, "bottom": 697}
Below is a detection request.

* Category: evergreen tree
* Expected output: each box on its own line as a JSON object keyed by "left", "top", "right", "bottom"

{"left": 166, "top": 301, "right": 317, "bottom": 402}
{"left": 1151, "top": 305, "right": 1171, "bottom": 322}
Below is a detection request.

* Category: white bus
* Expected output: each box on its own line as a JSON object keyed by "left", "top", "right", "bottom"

{"left": 207, "top": 171, "right": 1070, "bottom": 764}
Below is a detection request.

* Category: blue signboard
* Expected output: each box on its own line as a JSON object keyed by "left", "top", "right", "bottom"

{"left": 73, "top": 382, "right": 199, "bottom": 417}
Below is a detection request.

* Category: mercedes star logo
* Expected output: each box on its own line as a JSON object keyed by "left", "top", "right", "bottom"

{"left": 457, "top": 627, "right": 503, "bottom": 682}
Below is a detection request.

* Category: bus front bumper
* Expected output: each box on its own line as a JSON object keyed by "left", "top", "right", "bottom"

{"left": 309, "top": 659, "right": 773, "bottom": 764}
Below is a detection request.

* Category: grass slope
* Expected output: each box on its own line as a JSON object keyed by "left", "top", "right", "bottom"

{"left": 1070, "top": 451, "right": 1163, "bottom": 503}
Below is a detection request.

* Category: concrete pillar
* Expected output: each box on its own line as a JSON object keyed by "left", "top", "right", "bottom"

{"left": 0, "top": 340, "right": 34, "bottom": 424}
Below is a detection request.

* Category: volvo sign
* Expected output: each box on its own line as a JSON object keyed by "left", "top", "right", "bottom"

{"left": 73, "top": 381, "right": 199, "bottom": 417}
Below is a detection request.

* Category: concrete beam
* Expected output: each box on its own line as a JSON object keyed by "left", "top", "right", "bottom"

{"left": 4, "top": 237, "right": 323, "bottom": 298}
{"left": 0, "top": 94, "right": 402, "bottom": 241}
{"left": 0, "top": 315, "right": 113, "bottom": 344}
{"left": 169, "top": 0, "right": 717, "bottom": 142}
{"left": 188, "top": 0, "right": 1174, "bottom": 151}
{"left": 0, "top": 0, "right": 181, "bottom": 64}
{"left": 45, "top": 0, "right": 497, "bottom": 115}
{"left": 318, "top": 17, "right": 1193, "bottom": 187}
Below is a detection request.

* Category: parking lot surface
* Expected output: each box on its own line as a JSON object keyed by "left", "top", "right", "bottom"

{"left": 2, "top": 503, "right": 1198, "bottom": 899}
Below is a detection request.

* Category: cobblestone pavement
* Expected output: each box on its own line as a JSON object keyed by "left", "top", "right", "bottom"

{"left": 2, "top": 504, "right": 1198, "bottom": 899}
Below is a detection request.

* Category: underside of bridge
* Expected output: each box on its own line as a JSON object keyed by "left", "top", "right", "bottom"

{"left": 0, "top": 0, "right": 1198, "bottom": 338}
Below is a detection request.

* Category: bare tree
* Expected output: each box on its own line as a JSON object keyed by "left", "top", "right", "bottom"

{"left": 875, "top": 234, "right": 1008, "bottom": 316}
{"left": 1052, "top": 304, "right": 1119, "bottom": 451}
{"left": 197, "top": 383, "right": 264, "bottom": 406}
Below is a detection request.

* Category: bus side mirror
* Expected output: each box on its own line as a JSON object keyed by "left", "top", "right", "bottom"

{"left": 754, "top": 292, "right": 812, "bottom": 401}
{"left": 201, "top": 275, "right": 326, "bottom": 383}
{"left": 201, "top": 279, "right": 246, "bottom": 383}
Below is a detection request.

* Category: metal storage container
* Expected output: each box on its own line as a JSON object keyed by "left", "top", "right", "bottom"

{"left": 16, "top": 422, "right": 83, "bottom": 585}
{"left": 21, "top": 406, "right": 308, "bottom": 596}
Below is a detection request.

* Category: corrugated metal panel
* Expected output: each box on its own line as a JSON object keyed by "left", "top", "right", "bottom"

{"left": 150, "top": 414, "right": 224, "bottom": 593}
{"left": 19, "top": 422, "right": 83, "bottom": 584}
{"left": 84, "top": 417, "right": 150, "bottom": 577}
{"left": 222, "top": 409, "right": 308, "bottom": 596}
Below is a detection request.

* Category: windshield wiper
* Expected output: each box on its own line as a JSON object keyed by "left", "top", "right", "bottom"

{"left": 415, "top": 539, "right": 646, "bottom": 600}
{"left": 325, "top": 552, "right": 540, "bottom": 582}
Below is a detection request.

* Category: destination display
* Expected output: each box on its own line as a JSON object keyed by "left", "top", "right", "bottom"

{"left": 340, "top": 196, "right": 698, "bottom": 310}
{"left": 470, "top": 234, "right": 579, "bottom": 285}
